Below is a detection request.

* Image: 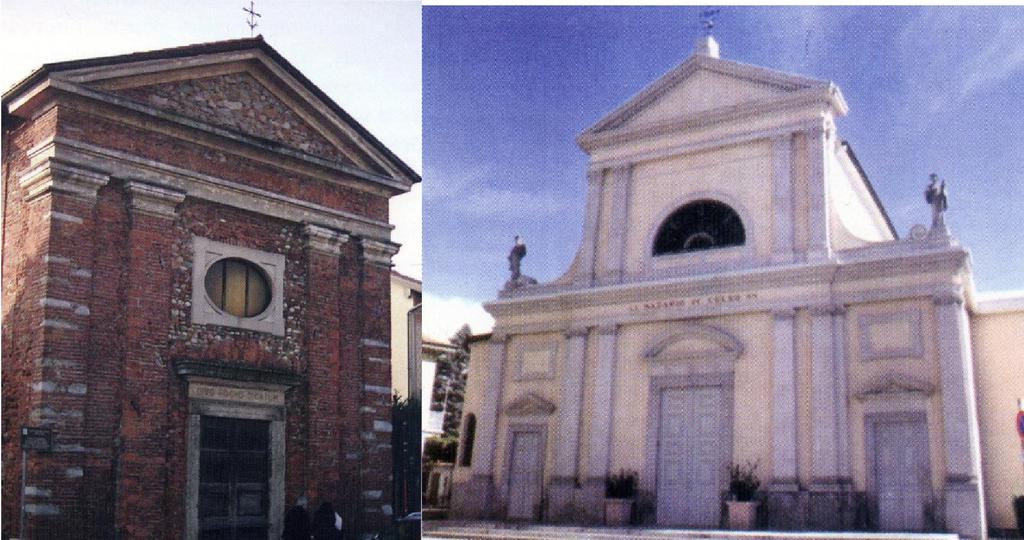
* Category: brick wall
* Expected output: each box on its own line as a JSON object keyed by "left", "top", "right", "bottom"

{"left": 3, "top": 66, "right": 398, "bottom": 539}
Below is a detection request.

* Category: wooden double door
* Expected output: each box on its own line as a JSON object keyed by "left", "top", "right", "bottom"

{"left": 198, "top": 416, "right": 271, "bottom": 540}
{"left": 656, "top": 386, "right": 728, "bottom": 527}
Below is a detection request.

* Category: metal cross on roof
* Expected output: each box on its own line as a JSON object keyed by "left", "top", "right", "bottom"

{"left": 244, "top": 0, "right": 261, "bottom": 37}
{"left": 700, "top": 8, "right": 720, "bottom": 37}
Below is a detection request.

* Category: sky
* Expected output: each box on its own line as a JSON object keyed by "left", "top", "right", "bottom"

{"left": 0, "top": 0, "right": 422, "bottom": 279}
{"left": 423, "top": 6, "right": 1024, "bottom": 339}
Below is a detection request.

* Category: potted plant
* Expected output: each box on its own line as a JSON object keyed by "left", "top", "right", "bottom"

{"left": 604, "top": 469, "right": 637, "bottom": 526}
{"left": 726, "top": 461, "right": 761, "bottom": 530}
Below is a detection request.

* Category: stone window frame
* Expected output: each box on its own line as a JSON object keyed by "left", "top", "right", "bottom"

{"left": 192, "top": 236, "right": 286, "bottom": 336}
{"left": 178, "top": 361, "right": 300, "bottom": 540}
{"left": 857, "top": 308, "right": 924, "bottom": 361}
{"left": 639, "top": 192, "right": 757, "bottom": 278}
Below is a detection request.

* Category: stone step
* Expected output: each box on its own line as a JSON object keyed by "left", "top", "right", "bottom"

{"left": 422, "top": 523, "right": 960, "bottom": 540}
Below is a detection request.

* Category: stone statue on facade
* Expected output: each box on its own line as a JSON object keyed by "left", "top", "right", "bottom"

{"left": 504, "top": 235, "right": 537, "bottom": 290}
{"left": 924, "top": 173, "right": 949, "bottom": 236}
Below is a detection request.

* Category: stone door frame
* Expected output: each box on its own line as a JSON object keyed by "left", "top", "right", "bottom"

{"left": 644, "top": 372, "right": 734, "bottom": 527}
{"left": 177, "top": 361, "right": 299, "bottom": 540}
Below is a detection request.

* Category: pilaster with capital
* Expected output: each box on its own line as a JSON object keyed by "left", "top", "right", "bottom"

{"left": 771, "top": 134, "right": 795, "bottom": 264}
{"left": 808, "top": 303, "right": 848, "bottom": 488}
{"left": 932, "top": 292, "right": 986, "bottom": 539}
{"left": 770, "top": 308, "right": 798, "bottom": 488}
{"left": 117, "top": 178, "right": 187, "bottom": 537}
{"left": 804, "top": 125, "right": 832, "bottom": 262}
{"left": 548, "top": 327, "right": 589, "bottom": 519}
{"left": 600, "top": 165, "right": 632, "bottom": 284}
{"left": 576, "top": 168, "right": 605, "bottom": 285}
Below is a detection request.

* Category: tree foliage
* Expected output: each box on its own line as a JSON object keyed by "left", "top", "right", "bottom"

{"left": 430, "top": 324, "right": 471, "bottom": 437}
{"left": 422, "top": 435, "right": 459, "bottom": 463}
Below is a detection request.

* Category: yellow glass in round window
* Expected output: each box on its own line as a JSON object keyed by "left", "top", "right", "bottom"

{"left": 204, "top": 258, "right": 271, "bottom": 318}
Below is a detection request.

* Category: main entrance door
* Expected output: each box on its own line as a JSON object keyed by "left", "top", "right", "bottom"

{"left": 506, "top": 430, "right": 544, "bottom": 520}
{"left": 871, "top": 416, "right": 931, "bottom": 531}
{"left": 198, "top": 416, "right": 271, "bottom": 540}
{"left": 656, "top": 386, "right": 726, "bottom": 527}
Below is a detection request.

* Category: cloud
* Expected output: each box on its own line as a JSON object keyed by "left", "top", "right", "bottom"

{"left": 897, "top": 8, "right": 1024, "bottom": 109}
{"left": 424, "top": 163, "right": 570, "bottom": 221}
{"left": 422, "top": 291, "right": 494, "bottom": 342}
{"left": 390, "top": 183, "right": 422, "bottom": 280}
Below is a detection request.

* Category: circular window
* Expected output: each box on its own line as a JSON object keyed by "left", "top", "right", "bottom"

{"left": 203, "top": 258, "right": 272, "bottom": 318}
{"left": 653, "top": 200, "right": 745, "bottom": 256}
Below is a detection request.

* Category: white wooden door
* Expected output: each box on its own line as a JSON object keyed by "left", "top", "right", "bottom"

{"left": 507, "top": 431, "right": 543, "bottom": 520}
{"left": 872, "top": 418, "right": 931, "bottom": 531}
{"left": 656, "top": 387, "right": 725, "bottom": 527}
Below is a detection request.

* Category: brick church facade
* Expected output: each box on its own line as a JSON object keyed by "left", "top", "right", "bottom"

{"left": 1, "top": 37, "right": 418, "bottom": 539}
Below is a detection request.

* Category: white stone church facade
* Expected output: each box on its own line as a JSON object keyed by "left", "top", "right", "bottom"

{"left": 450, "top": 38, "right": 1023, "bottom": 539}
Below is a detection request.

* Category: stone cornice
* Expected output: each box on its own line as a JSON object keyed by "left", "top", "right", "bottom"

{"left": 18, "top": 158, "right": 109, "bottom": 202}
{"left": 47, "top": 79, "right": 411, "bottom": 195}
{"left": 578, "top": 86, "right": 844, "bottom": 154}
{"left": 360, "top": 238, "right": 400, "bottom": 268}
{"left": 486, "top": 246, "right": 969, "bottom": 322}
{"left": 303, "top": 223, "right": 350, "bottom": 255}
{"left": 125, "top": 180, "right": 186, "bottom": 218}
{"left": 35, "top": 137, "right": 394, "bottom": 242}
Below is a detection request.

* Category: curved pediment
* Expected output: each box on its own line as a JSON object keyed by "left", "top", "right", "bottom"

{"left": 504, "top": 392, "right": 557, "bottom": 417}
{"left": 643, "top": 323, "right": 744, "bottom": 363}
{"left": 854, "top": 374, "right": 935, "bottom": 401}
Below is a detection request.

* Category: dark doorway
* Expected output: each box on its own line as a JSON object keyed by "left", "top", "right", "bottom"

{"left": 198, "top": 416, "right": 271, "bottom": 540}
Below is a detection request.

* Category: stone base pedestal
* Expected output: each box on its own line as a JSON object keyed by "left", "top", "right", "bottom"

{"left": 546, "top": 476, "right": 577, "bottom": 522}
{"left": 763, "top": 484, "right": 866, "bottom": 531}
{"left": 944, "top": 479, "right": 986, "bottom": 540}
{"left": 578, "top": 477, "right": 606, "bottom": 524}
{"left": 450, "top": 474, "right": 496, "bottom": 519}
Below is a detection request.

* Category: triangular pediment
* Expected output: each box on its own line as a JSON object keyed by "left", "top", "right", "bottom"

{"left": 102, "top": 70, "right": 361, "bottom": 167}
{"left": 579, "top": 54, "right": 843, "bottom": 150}
{"left": 6, "top": 38, "right": 418, "bottom": 184}
{"left": 504, "top": 392, "right": 557, "bottom": 417}
{"left": 643, "top": 323, "right": 744, "bottom": 363}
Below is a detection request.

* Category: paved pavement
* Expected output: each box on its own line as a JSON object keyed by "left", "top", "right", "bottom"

{"left": 422, "top": 521, "right": 962, "bottom": 540}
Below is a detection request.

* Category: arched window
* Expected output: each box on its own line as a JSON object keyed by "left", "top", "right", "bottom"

{"left": 459, "top": 414, "right": 476, "bottom": 467}
{"left": 652, "top": 200, "right": 745, "bottom": 256}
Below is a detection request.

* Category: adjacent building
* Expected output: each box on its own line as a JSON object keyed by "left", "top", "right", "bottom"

{"left": 1, "top": 37, "right": 419, "bottom": 539}
{"left": 450, "top": 36, "right": 1023, "bottom": 539}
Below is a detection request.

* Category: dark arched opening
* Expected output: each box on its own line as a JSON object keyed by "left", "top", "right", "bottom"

{"left": 652, "top": 200, "right": 745, "bottom": 256}
{"left": 459, "top": 414, "right": 476, "bottom": 467}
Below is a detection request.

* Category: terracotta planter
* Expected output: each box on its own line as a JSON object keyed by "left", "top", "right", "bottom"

{"left": 726, "top": 500, "right": 758, "bottom": 529}
{"left": 604, "top": 498, "right": 633, "bottom": 526}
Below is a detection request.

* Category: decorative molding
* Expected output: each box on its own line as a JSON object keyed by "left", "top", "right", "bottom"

{"left": 504, "top": 392, "right": 557, "bottom": 417}
{"left": 40, "top": 76, "right": 413, "bottom": 192}
{"left": 564, "top": 327, "right": 589, "bottom": 338}
{"left": 360, "top": 238, "right": 400, "bottom": 268}
{"left": 303, "top": 223, "right": 350, "bottom": 254}
{"left": 642, "top": 323, "right": 744, "bottom": 363}
{"left": 641, "top": 190, "right": 756, "bottom": 277}
{"left": 933, "top": 292, "right": 965, "bottom": 306}
{"left": 858, "top": 308, "right": 924, "bottom": 361}
{"left": 808, "top": 303, "right": 846, "bottom": 316}
{"left": 771, "top": 307, "right": 797, "bottom": 319}
{"left": 191, "top": 236, "right": 287, "bottom": 336}
{"left": 18, "top": 159, "right": 109, "bottom": 202}
{"left": 125, "top": 180, "right": 186, "bottom": 218}
{"left": 514, "top": 342, "right": 557, "bottom": 381}
{"left": 854, "top": 374, "right": 935, "bottom": 401}
{"left": 44, "top": 137, "right": 395, "bottom": 242}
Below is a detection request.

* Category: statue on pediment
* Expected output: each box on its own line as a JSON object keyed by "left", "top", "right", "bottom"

{"left": 925, "top": 173, "right": 949, "bottom": 236}
{"left": 504, "top": 235, "right": 537, "bottom": 290}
